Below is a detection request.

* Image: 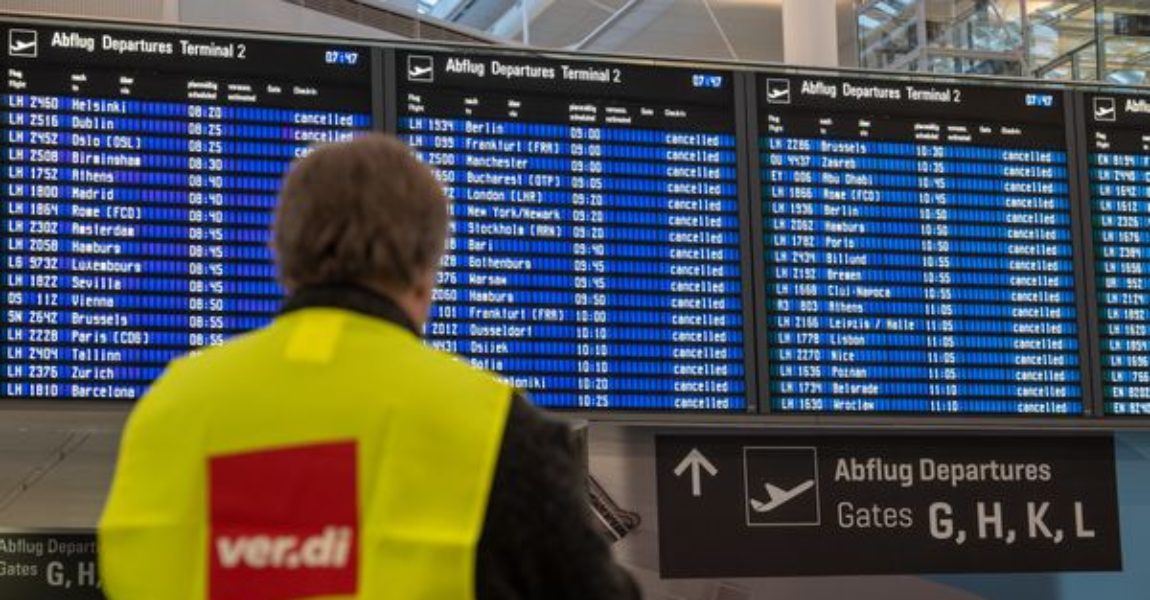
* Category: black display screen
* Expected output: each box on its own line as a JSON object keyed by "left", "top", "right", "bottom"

{"left": 396, "top": 50, "right": 752, "bottom": 410}
{"left": 757, "top": 74, "right": 1088, "bottom": 414}
{"left": 1083, "top": 92, "right": 1150, "bottom": 416}
{"left": 0, "top": 22, "right": 372, "bottom": 399}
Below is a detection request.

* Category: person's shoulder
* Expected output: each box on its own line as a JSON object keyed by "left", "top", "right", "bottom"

{"left": 135, "top": 328, "right": 274, "bottom": 411}
{"left": 500, "top": 392, "right": 576, "bottom": 462}
{"left": 164, "top": 328, "right": 268, "bottom": 372}
{"left": 411, "top": 341, "right": 514, "bottom": 393}
{"left": 505, "top": 392, "right": 567, "bottom": 433}
{"left": 120, "top": 339, "right": 247, "bottom": 435}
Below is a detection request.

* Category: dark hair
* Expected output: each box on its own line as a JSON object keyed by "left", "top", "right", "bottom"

{"left": 273, "top": 133, "right": 449, "bottom": 291}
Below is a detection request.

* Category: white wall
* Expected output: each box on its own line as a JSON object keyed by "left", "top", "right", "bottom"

{"left": 177, "top": 0, "right": 403, "bottom": 40}
{"left": 0, "top": 0, "right": 793, "bottom": 63}
{"left": 0, "top": 0, "right": 174, "bottom": 21}
{"left": 0, "top": 0, "right": 404, "bottom": 40}
{"left": 525, "top": 0, "right": 784, "bottom": 63}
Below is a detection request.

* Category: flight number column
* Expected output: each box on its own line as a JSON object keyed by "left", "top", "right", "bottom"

{"left": 2, "top": 93, "right": 68, "bottom": 398}
{"left": 0, "top": 93, "right": 155, "bottom": 399}
{"left": 1091, "top": 148, "right": 1150, "bottom": 413}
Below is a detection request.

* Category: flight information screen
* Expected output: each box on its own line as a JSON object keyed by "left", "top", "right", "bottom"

{"left": 397, "top": 50, "right": 750, "bottom": 410}
{"left": 0, "top": 22, "right": 371, "bottom": 399}
{"left": 759, "top": 75, "right": 1086, "bottom": 414}
{"left": 1084, "top": 92, "right": 1150, "bottom": 416}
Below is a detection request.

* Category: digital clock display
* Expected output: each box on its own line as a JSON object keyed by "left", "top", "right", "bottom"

{"left": 324, "top": 50, "right": 360, "bottom": 66}
{"left": 693, "top": 74, "right": 724, "bottom": 89}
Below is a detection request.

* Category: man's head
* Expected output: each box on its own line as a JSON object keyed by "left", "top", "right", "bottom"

{"left": 273, "top": 134, "right": 448, "bottom": 326}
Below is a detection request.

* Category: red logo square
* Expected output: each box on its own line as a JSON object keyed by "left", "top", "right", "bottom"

{"left": 209, "top": 440, "right": 359, "bottom": 600}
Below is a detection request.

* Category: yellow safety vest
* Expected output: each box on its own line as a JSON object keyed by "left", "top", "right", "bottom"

{"left": 99, "top": 307, "right": 513, "bottom": 600}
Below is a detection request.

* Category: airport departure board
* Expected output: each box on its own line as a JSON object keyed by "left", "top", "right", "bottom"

{"left": 758, "top": 75, "right": 1087, "bottom": 414}
{"left": 396, "top": 50, "right": 750, "bottom": 410}
{"left": 1084, "top": 92, "right": 1150, "bottom": 416}
{"left": 0, "top": 22, "right": 371, "bottom": 399}
{"left": 20, "top": 15, "right": 1150, "bottom": 419}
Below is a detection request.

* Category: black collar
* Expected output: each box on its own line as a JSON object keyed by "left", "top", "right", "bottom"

{"left": 281, "top": 284, "right": 420, "bottom": 336}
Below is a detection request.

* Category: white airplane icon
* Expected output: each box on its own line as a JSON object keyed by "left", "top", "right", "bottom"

{"left": 768, "top": 87, "right": 789, "bottom": 100}
{"left": 749, "top": 480, "right": 814, "bottom": 513}
{"left": 409, "top": 65, "right": 433, "bottom": 79}
{"left": 1096, "top": 106, "right": 1115, "bottom": 119}
{"left": 10, "top": 39, "right": 35, "bottom": 53}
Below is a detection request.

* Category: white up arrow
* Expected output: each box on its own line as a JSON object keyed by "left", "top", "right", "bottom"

{"left": 673, "top": 448, "right": 718, "bottom": 497}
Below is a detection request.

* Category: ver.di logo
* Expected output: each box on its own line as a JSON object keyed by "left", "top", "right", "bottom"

{"left": 209, "top": 440, "right": 359, "bottom": 600}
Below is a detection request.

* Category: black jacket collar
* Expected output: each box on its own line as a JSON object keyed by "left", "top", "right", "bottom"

{"left": 281, "top": 284, "right": 420, "bottom": 336}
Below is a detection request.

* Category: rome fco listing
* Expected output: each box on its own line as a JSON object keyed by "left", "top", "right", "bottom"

{"left": 832, "top": 457, "right": 1100, "bottom": 546}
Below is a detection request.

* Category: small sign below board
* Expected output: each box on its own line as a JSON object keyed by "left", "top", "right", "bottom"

{"left": 0, "top": 531, "right": 103, "bottom": 599}
{"left": 656, "top": 435, "right": 1121, "bottom": 577}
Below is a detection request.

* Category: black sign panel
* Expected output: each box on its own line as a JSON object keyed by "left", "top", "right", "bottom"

{"left": 0, "top": 532, "right": 102, "bottom": 598}
{"left": 757, "top": 73, "right": 1089, "bottom": 416}
{"left": 656, "top": 434, "right": 1120, "bottom": 577}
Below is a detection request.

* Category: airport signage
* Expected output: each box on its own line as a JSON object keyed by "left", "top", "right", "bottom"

{"left": 0, "top": 531, "right": 102, "bottom": 598}
{"left": 656, "top": 434, "right": 1121, "bottom": 577}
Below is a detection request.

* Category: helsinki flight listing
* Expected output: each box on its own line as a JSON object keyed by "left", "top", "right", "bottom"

{"left": 6, "top": 15, "right": 1150, "bottom": 418}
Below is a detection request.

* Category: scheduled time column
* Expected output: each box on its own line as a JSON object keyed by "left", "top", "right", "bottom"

{"left": 184, "top": 102, "right": 229, "bottom": 349}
